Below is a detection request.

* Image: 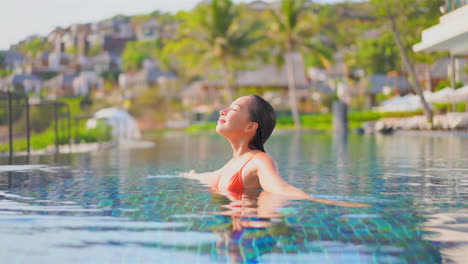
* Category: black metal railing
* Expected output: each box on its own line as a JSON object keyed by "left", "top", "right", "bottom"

{"left": 0, "top": 91, "right": 30, "bottom": 162}
{"left": 0, "top": 91, "right": 71, "bottom": 164}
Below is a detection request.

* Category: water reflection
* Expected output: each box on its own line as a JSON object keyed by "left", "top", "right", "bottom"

{"left": 208, "top": 189, "right": 292, "bottom": 264}
{"left": 204, "top": 185, "right": 444, "bottom": 263}
{"left": 287, "top": 131, "right": 301, "bottom": 180}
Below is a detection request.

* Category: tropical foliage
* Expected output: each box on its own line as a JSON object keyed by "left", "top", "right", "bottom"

{"left": 100, "top": 0, "right": 443, "bottom": 102}
{"left": 186, "top": 109, "right": 424, "bottom": 133}
{"left": 4, "top": 0, "right": 449, "bottom": 140}
{"left": 122, "top": 40, "right": 162, "bottom": 71}
{"left": 368, "top": 0, "right": 444, "bottom": 123}
{"left": 163, "top": 0, "right": 263, "bottom": 102}
{"left": 17, "top": 38, "right": 52, "bottom": 57}
{"left": 0, "top": 100, "right": 112, "bottom": 153}
{"left": 352, "top": 32, "right": 400, "bottom": 74}
{"left": 267, "top": 0, "right": 326, "bottom": 129}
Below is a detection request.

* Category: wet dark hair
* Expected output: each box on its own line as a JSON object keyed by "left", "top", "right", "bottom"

{"left": 247, "top": 95, "right": 276, "bottom": 152}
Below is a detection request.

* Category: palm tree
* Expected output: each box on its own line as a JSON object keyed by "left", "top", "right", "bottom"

{"left": 371, "top": 0, "right": 434, "bottom": 124}
{"left": 175, "top": 0, "right": 262, "bottom": 103}
{"left": 269, "top": 0, "right": 329, "bottom": 129}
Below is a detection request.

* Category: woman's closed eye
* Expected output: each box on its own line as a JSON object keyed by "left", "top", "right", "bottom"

{"left": 226, "top": 107, "right": 238, "bottom": 112}
{"left": 230, "top": 105, "right": 241, "bottom": 111}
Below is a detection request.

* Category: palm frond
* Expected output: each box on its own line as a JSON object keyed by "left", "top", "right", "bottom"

{"left": 301, "top": 41, "right": 334, "bottom": 69}
{"left": 270, "top": 8, "right": 287, "bottom": 33}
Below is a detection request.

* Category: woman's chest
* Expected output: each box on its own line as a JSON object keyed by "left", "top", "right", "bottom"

{"left": 217, "top": 163, "right": 258, "bottom": 189}
{"left": 217, "top": 164, "right": 242, "bottom": 188}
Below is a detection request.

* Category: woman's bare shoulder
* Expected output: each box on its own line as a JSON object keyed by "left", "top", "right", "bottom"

{"left": 251, "top": 152, "right": 277, "bottom": 167}
{"left": 253, "top": 151, "right": 274, "bottom": 159}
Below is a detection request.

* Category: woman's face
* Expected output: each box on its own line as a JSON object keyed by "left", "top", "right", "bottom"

{"left": 216, "top": 96, "right": 254, "bottom": 136}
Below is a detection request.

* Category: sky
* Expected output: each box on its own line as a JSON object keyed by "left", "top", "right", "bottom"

{"left": 0, "top": 0, "right": 355, "bottom": 50}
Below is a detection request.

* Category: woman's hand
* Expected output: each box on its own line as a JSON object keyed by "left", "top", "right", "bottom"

{"left": 308, "top": 197, "right": 371, "bottom": 208}
{"left": 179, "top": 168, "right": 222, "bottom": 186}
{"left": 179, "top": 170, "right": 196, "bottom": 178}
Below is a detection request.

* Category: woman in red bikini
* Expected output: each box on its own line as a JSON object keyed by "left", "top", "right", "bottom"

{"left": 181, "top": 95, "right": 368, "bottom": 207}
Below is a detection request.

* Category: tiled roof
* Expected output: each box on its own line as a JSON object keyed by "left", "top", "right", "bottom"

{"left": 43, "top": 73, "right": 77, "bottom": 88}
{"left": 90, "top": 52, "right": 120, "bottom": 65}
{"left": 310, "top": 81, "right": 334, "bottom": 94}
{"left": 10, "top": 74, "right": 41, "bottom": 84}
{"left": 235, "top": 54, "right": 308, "bottom": 87}
{"left": 0, "top": 50, "right": 24, "bottom": 65}
{"left": 363, "top": 74, "right": 412, "bottom": 94}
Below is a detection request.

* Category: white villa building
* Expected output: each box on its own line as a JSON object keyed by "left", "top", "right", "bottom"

{"left": 414, "top": 1, "right": 468, "bottom": 55}
{"left": 413, "top": 1, "right": 468, "bottom": 85}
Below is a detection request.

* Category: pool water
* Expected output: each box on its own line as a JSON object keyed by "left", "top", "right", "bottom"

{"left": 1, "top": 132, "right": 467, "bottom": 263}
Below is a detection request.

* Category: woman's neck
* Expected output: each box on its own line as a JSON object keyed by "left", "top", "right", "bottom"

{"left": 228, "top": 137, "right": 253, "bottom": 159}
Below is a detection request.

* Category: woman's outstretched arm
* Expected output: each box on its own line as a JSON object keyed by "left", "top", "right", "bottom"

{"left": 255, "top": 153, "right": 370, "bottom": 208}
{"left": 180, "top": 168, "right": 222, "bottom": 186}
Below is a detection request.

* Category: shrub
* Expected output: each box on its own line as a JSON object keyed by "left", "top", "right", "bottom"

{"left": 184, "top": 110, "right": 424, "bottom": 133}
{"left": 434, "top": 102, "right": 466, "bottom": 112}
{"left": 186, "top": 122, "right": 217, "bottom": 133}
{"left": 435, "top": 79, "right": 464, "bottom": 91}
{"left": 0, "top": 120, "right": 112, "bottom": 153}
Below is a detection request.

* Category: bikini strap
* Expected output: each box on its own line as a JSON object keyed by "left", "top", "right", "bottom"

{"left": 240, "top": 153, "right": 258, "bottom": 170}
{"left": 214, "top": 153, "right": 259, "bottom": 188}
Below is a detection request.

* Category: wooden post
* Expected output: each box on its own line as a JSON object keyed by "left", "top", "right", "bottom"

{"left": 67, "top": 105, "right": 71, "bottom": 150}
{"left": 25, "top": 95, "right": 30, "bottom": 156}
{"left": 54, "top": 101, "right": 59, "bottom": 154}
{"left": 450, "top": 55, "right": 457, "bottom": 112}
{"left": 7, "top": 91, "right": 13, "bottom": 164}
{"left": 333, "top": 100, "right": 348, "bottom": 134}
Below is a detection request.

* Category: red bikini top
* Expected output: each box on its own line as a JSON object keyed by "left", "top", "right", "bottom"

{"left": 215, "top": 154, "right": 258, "bottom": 191}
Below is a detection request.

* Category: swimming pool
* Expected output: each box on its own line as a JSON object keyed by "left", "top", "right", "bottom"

{"left": 1, "top": 131, "right": 467, "bottom": 263}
